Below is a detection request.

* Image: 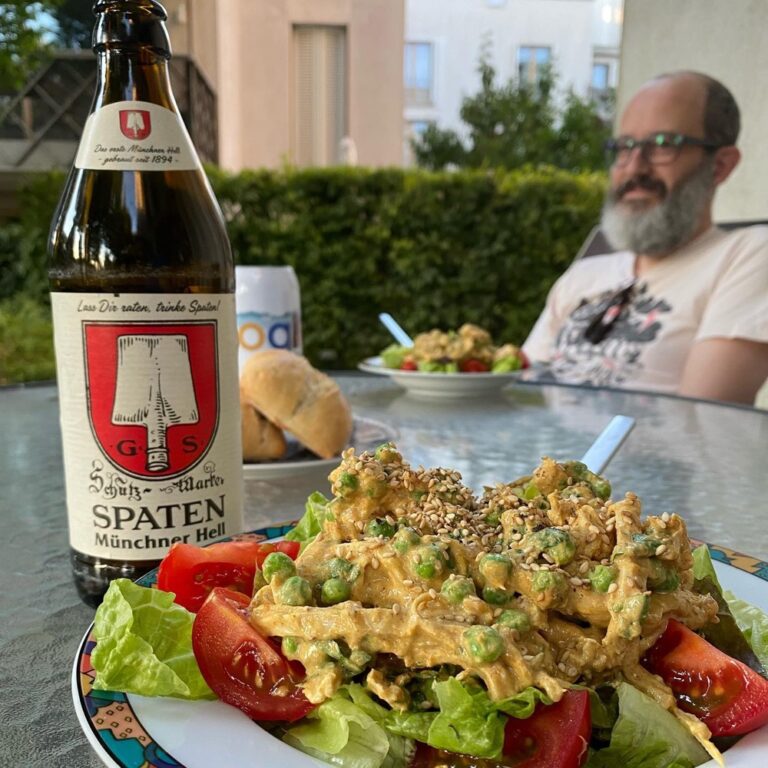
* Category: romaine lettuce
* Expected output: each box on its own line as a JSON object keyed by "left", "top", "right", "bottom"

{"left": 284, "top": 491, "right": 333, "bottom": 549}
{"left": 587, "top": 683, "right": 709, "bottom": 768}
{"left": 284, "top": 686, "right": 413, "bottom": 768}
{"left": 91, "top": 578, "right": 214, "bottom": 700}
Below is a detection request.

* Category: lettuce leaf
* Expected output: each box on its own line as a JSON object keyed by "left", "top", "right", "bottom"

{"left": 384, "top": 679, "right": 551, "bottom": 760}
{"left": 283, "top": 686, "right": 412, "bottom": 768}
{"left": 91, "top": 578, "right": 214, "bottom": 700}
{"left": 724, "top": 591, "right": 768, "bottom": 669}
{"left": 284, "top": 491, "right": 333, "bottom": 549}
{"left": 587, "top": 683, "right": 709, "bottom": 768}
{"left": 426, "top": 678, "right": 505, "bottom": 758}
{"left": 692, "top": 544, "right": 765, "bottom": 674}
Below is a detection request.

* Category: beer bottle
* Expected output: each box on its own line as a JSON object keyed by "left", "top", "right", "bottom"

{"left": 48, "top": 0, "right": 243, "bottom": 607}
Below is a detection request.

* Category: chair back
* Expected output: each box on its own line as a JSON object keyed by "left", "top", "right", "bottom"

{"left": 575, "top": 220, "right": 768, "bottom": 260}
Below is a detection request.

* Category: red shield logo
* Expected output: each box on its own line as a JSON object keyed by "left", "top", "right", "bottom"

{"left": 83, "top": 322, "right": 219, "bottom": 479}
{"left": 119, "top": 109, "right": 152, "bottom": 140}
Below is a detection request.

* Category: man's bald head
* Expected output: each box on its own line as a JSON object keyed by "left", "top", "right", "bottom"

{"left": 647, "top": 71, "right": 740, "bottom": 147}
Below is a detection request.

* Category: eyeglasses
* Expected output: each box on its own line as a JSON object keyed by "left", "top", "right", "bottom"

{"left": 584, "top": 281, "right": 636, "bottom": 344}
{"left": 604, "top": 133, "right": 723, "bottom": 167}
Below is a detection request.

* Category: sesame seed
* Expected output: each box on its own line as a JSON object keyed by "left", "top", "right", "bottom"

{"left": 662, "top": 512, "right": 671, "bottom": 522}
{"left": 607, "top": 582, "right": 618, "bottom": 594}
{"left": 403, "top": 579, "right": 414, "bottom": 587}
{"left": 655, "top": 544, "right": 667, "bottom": 556}
{"left": 371, "top": 558, "right": 380, "bottom": 569}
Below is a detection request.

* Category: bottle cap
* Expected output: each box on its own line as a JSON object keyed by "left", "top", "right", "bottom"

{"left": 92, "top": 0, "right": 171, "bottom": 57}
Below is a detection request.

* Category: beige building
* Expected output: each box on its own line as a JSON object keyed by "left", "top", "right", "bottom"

{"left": 164, "top": 0, "right": 405, "bottom": 171}
{"left": 618, "top": 0, "right": 768, "bottom": 223}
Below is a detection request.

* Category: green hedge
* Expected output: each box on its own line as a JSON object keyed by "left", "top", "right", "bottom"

{"left": 0, "top": 166, "right": 604, "bottom": 383}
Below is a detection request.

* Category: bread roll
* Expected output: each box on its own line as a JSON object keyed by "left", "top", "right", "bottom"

{"left": 240, "top": 350, "right": 353, "bottom": 459}
{"left": 240, "top": 395, "right": 287, "bottom": 461}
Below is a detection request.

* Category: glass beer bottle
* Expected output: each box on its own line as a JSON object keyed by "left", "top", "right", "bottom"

{"left": 49, "top": 0, "right": 243, "bottom": 607}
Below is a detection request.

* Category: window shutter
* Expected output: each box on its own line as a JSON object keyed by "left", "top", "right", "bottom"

{"left": 292, "top": 26, "right": 347, "bottom": 167}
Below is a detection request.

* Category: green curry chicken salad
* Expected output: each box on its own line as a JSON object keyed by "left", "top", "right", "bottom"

{"left": 91, "top": 446, "right": 768, "bottom": 768}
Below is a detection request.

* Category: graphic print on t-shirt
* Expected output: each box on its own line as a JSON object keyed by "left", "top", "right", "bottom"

{"left": 549, "top": 283, "right": 672, "bottom": 387}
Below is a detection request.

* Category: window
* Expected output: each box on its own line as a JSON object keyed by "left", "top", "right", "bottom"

{"left": 404, "top": 42, "right": 433, "bottom": 106}
{"left": 592, "top": 62, "right": 610, "bottom": 92}
{"left": 291, "top": 25, "right": 348, "bottom": 167}
{"left": 517, "top": 46, "right": 551, "bottom": 85}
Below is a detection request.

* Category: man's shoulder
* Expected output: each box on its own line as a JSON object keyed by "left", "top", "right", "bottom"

{"left": 715, "top": 224, "right": 768, "bottom": 250}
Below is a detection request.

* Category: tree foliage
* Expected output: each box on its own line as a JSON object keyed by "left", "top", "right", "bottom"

{"left": 0, "top": 2, "right": 53, "bottom": 91}
{"left": 50, "top": 0, "right": 94, "bottom": 49}
{"left": 412, "top": 56, "right": 613, "bottom": 172}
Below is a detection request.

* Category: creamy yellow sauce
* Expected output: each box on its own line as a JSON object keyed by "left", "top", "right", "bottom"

{"left": 248, "top": 447, "right": 721, "bottom": 760}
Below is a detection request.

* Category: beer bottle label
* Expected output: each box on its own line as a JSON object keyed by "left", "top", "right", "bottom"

{"left": 50, "top": 292, "right": 244, "bottom": 560}
{"left": 75, "top": 101, "right": 201, "bottom": 171}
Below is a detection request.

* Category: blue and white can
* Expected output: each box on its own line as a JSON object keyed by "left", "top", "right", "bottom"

{"left": 235, "top": 266, "right": 302, "bottom": 374}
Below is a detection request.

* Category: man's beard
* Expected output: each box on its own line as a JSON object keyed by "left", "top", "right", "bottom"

{"left": 600, "top": 158, "right": 716, "bottom": 256}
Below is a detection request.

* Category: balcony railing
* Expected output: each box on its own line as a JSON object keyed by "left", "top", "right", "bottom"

{"left": 0, "top": 50, "right": 218, "bottom": 171}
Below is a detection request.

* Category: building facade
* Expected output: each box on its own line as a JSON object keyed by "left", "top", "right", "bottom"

{"left": 403, "top": 0, "right": 623, "bottom": 162}
{"left": 164, "top": 0, "right": 405, "bottom": 171}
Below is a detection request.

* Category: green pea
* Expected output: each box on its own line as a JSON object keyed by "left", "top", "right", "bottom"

{"left": 279, "top": 575, "right": 312, "bottom": 606}
{"left": 463, "top": 625, "right": 504, "bottom": 663}
{"left": 252, "top": 568, "right": 267, "bottom": 592}
{"left": 393, "top": 526, "right": 421, "bottom": 554}
{"left": 338, "top": 471, "right": 359, "bottom": 496}
{"left": 410, "top": 544, "right": 447, "bottom": 580}
{"left": 648, "top": 560, "right": 680, "bottom": 593}
{"left": 410, "top": 489, "right": 427, "bottom": 501}
{"left": 281, "top": 636, "right": 299, "bottom": 655}
{"left": 528, "top": 527, "right": 576, "bottom": 566}
{"left": 262, "top": 551, "right": 296, "bottom": 583}
{"left": 441, "top": 575, "right": 476, "bottom": 604}
{"left": 482, "top": 586, "right": 510, "bottom": 605}
{"left": 523, "top": 483, "right": 541, "bottom": 500}
{"left": 366, "top": 517, "right": 397, "bottom": 538}
{"left": 321, "top": 577, "right": 351, "bottom": 605}
{"left": 326, "top": 557, "right": 356, "bottom": 581}
{"left": 484, "top": 510, "right": 501, "bottom": 527}
{"left": 531, "top": 570, "right": 567, "bottom": 597}
{"left": 495, "top": 609, "right": 531, "bottom": 633}
{"left": 564, "top": 461, "right": 588, "bottom": 480}
{"left": 589, "top": 564, "right": 617, "bottom": 593}
{"left": 592, "top": 479, "right": 611, "bottom": 500}
{"left": 564, "top": 461, "right": 610, "bottom": 500}
{"left": 478, "top": 553, "right": 512, "bottom": 587}
{"left": 630, "top": 533, "right": 662, "bottom": 557}
{"left": 374, "top": 443, "right": 399, "bottom": 463}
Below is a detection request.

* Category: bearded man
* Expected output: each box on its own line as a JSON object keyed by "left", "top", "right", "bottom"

{"left": 523, "top": 71, "right": 768, "bottom": 404}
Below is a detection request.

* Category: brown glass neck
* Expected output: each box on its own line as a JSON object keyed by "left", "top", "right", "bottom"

{"left": 94, "top": 48, "right": 174, "bottom": 108}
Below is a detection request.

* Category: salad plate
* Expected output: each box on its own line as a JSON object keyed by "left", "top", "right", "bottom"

{"left": 73, "top": 533, "right": 768, "bottom": 768}
{"left": 358, "top": 356, "right": 523, "bottom": 399}
{"left": 243, "top": 416, "right": 397, "bottom": 480}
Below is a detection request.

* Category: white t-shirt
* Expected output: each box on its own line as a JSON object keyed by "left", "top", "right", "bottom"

{"left": 523, "top": 226, "right": 768, "bottom": 393}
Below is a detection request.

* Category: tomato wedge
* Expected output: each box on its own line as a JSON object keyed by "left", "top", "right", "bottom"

{"left": 400, "top": 359, "right": 418, "bottom": 371}
{"left": 157, "top": 539, "right": 299, "bottom": 613}
{"left": 192, "top": 587, "right": 314, "bottom": 722}
{"left": 502, "top": 689, "right": 590, "bottom": 767}
{"left": 409, "top": 690, "right": 590, "bottom": 767}
{"left": 643, "top": 618, "right": 768, "bottom": 737}
{"left": 460, "top": 358, "right": 491, "bottom": 373}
